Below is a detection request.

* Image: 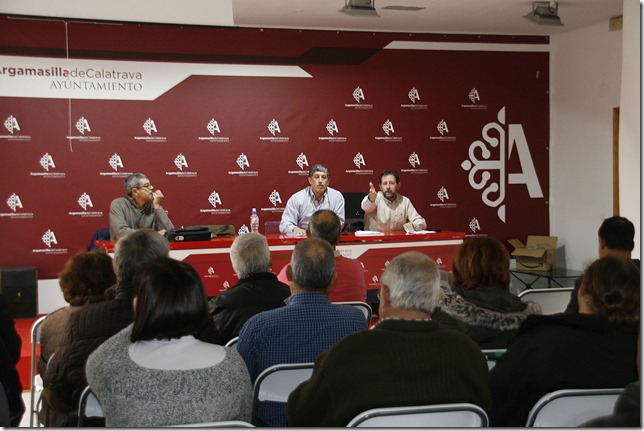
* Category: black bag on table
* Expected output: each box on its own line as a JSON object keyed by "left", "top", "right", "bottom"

{"left": 166, "top": 226, "right": 212, "bottom": 242}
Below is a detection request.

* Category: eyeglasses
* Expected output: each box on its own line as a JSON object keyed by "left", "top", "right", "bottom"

{"left": 137, "top": 183, "right": 153, "bottom": 190}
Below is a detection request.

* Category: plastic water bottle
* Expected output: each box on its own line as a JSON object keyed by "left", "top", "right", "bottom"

{"left": 250, "top": 208, "right": 259, "bottom": 233}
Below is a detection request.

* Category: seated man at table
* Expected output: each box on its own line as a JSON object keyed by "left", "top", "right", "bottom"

{"left": 109, "top": 173, "right": 174, "bottom": 240}
{"left": 209, "top": 233, "right": 291, "bottom": 344}
{"left": 286, "top": 251, "right": 492, "bottom": 427}
{"left": 277, "top": 209, "right": 367, "bottom": 302}
{"left": 361, "top": 169, "right": 427, "bottom": 232}
{"left": 237, "top": 237, "right": 367, "bottom": 426}
{"left": 279, "top": 164, "right": 345, "bottom": 234}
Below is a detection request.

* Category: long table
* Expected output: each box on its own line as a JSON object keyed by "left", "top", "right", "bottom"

{"left": 96, "top": 231, "right": 465, "bottom": 298}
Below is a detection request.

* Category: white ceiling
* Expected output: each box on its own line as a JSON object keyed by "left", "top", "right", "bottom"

{"left": 0, "top": 0, "right": 625, "bottom": 36}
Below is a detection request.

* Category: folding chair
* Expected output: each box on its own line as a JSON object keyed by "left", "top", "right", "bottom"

{"left": 251, "top": 363, "right": 314, "bottom": 424}
{"left": 175, "top": 420, "right": 254, "bottom": 427}
{"left": 29, "top": 315, "right": 47, "bottom": 427}
{"left": 525, "top": 388, "right": 623, "bottom": 427}
{"left": 347, "top": 403, "right": 489, "bottom": 427}
{"left": 517, "top": 287, "right": 574, "bottom": 315}
{"left": 333, "top": 301, "right": 372, "bottom": 326}
{"left": 77, "top": 386, "right": 105, "bottom": 426}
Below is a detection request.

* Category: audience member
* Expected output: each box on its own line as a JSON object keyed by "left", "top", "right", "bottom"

{"left": 433, "top": 237, "right": 541, "bottom": 348}
{"left": 109, "top": 173, "right": 174, "bottom": 240}
{"left": 490, "top": 255, "right": 640, "bottom": 426}
{"left": 237, "top": 237, "right": 367, "bottom": 426}
{"left": 41, "top": 229, "right": 176, "bottom": 426}
{"left": 286, "top": 251, "right": 491, "bottom": 427}
{"left": 209, "top": 233, "right": 291, "bottom": 344}
{"left": 566, "top": 215, "right": 639, "bottom": 312}
{"left": 86, "top": 258, "right": 251, "bottom": 426}
{"left": 278, "top": 209, "right": 367, "bottom": 302}
{"left": 279, "top": 164, "right": 345, "bottom": 234}
{"left": 38, "top": 249, "right": 116, "bottom": 426}
{"left": 361, "top": 169, "right": 426, "bottom": 232}
{"left": 0, "top": 293, "right": 25, "bottom": 427}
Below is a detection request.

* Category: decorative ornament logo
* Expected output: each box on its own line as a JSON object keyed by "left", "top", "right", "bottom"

{"left": 382, "top": 119, "right": 395, "bottom": 136}
{"left": 42, "top": 229, "right": 58, "bottom": 248}
{"left": 40, "top": 153, "right": 55, "bottom": 171}
{"left": 408, "top": 87, "right": 420, "bottom": 103}
{"left": 208, "top": 191, "right": 222, "bottom": 208}
{"left": 437, "top": 187, "right": 449, "bottom": 203}
{"left": 109, "top": 153, "right": 124, "bottom": 171}
{"left": 460, "top": 107, "right": 543, "bottom": 223}
{"left": 437, "top": 119, "right": 449, "bottom": 136}
{"left": 353, "top": 152, "right": 366, "bottom": 169}
{"left": 469, "top": 218, "right": 481, "bottom": 233}
{"left": 3, "top": 115, "right": 20, "bottom": 134}
{"left": 77, "top": 193, "right": 93, "bottom": 211}
{"left": 408, "top": 152, "right": 420, "bottom": 168}
{"left": 326, "top": 120, "right": 339, "bottom": 136}
{"left": 75, "top": 117, "right": 91, "bottom": 135}
{"left": 143, "top": 118, "right": 157, "bottom": 136}
{"left": 207, "top": 119, "right": 221, "bottom": 136}
{"left": 269, "top": 190, "right": 282, "bottom": 207}
{"left": 6, "top": 193, "right": 23, "bottom": 212}
{"left": 267, "top": 119, "right": 281, "bottom": 136}
{"left": 174, "top": 153, "right": 188, "bottom": 171}
{"left": 469, "top": 88, "right": 481, "bottom": 104}
{"left": 353, "top": 87, "right": 365, "bottom": 103}
{"left": 296, "top": 153, "right": 309, "bottom": 170}
{"left": 236, "top": 153, "right": 250, "bottom": 170}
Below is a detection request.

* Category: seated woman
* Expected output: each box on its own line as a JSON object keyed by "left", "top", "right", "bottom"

{"left": 433, "top": 237, "right": 541, "bottom": 349}
{"left": 489, "top": 255, "right": 640, "bottom": 427}
{"left": 38, "top": 249, "right": 116, "bottom": 426}
{"left": 85, "top": 257, "right": 252, "bottom": 427}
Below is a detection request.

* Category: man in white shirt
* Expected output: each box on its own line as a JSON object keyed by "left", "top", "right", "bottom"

{"left": 361, "top": 169, "right": 427, "bottom": 232}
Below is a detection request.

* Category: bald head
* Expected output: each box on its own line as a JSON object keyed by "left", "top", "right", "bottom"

{"left": 309, "top": 209, "right": 341, "bottom": 246}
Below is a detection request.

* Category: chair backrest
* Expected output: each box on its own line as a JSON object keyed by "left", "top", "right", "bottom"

{"left": 333, "top": 301, "right": 372, "bottom": 325}
{"left": 517, "top": 287, "right": 573, "bottom": 314}
{"left": 347, "top": 403, "right": 489, "bottom": 427}
{"left": 177, "top": 420, "right": 255, "bottom": 427}
{"left": 251, "top": 363, "right": 314, "bottom": 422}
{"left": 78, "top": 386, "right": 104, "bottom": 426}
{"left": 225, "top": 336, "right": 239, "bottom": 347}
{"left": 29, "top": 315, "right": 48, "bottom": 427}
{"left": 525, "top": 388, "right": 623, "bottom": 427}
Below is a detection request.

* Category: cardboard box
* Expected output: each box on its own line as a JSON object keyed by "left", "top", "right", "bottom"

{"left": 508, "top": 236, "right": 558, "bottom": 271}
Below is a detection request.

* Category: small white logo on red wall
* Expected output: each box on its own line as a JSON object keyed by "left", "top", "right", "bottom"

{"left": 208, "top": 191, "right": 222, "bottom": 208}
{"left": 326, "top": 120, "right": 339, "bottom": 136}
{"left": 436, "top": 257, "right": 443, "bottom": 266}
{"left": 208, "top": 267, "right": 215, "bottom": 275}
{"left": 3, "top": 115, "right": 20, "bottom": 134}
{"left": 461, "top": 107, "right": 544, "bottom": 223}
{"left": 109, "top": 153, "right": 124, "bottom": 171}
{"left": 267, "top": 119, "right": 281, "bottom": 136}
{"left": 174, "top": 153, "right": 188, "bottom": 171}
{"left": 143, "top": 118, "right": 157, "bottom": 135}
{"left": 77, "top": 193, "right": 93, "bottom": 210}
{"left": 382, "top": 120, "right": 395, "bottom": 136}
{"left": 75, "top": 117, "right": 91, "bottom": 135}
{"left": 469, "top": 88, "right": 481, "bottom": 104}
{"left": 437, "top": 186, "right": 449, "bottom": 202}
{"left": 269, "top": 190, "right": 282, "bottom": 207}
{"left": 237, "top": 225, "right": 250, "bottom": 235}
{"left": 40, "top": 153, "right": 56, "bottom": 171}
{"left": 296, "top": 153, "right": 309, "bottom": 170}
{"left": 42, "top": 229, "right": 58, "bottom": 248}
{"left": 6, "top": 193, "right": 23, "bottom": 212}
{"left": 469, "top": 218, "right": 481, "bottom": 233}
{"left": 408, "top": 152, "right": 420, "bottom": 168}
{"left": 437, "top": 120, "right": 449, "bottom": 135}
{"left": 207, "top": 119, "right": 221, "bottom": 135}
{"left": 408, "top": 87, "right": 420, "bottom": 103}
{"left": 353, "top": 153, "right": 366, "bottom": 169}
{"left": 353, "top": 87, "right": 365, "bottom": 103}
{"left": 236, "top": 153, "right": 250, "bottom": 170}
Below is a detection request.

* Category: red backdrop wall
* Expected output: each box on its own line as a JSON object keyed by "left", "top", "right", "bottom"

{"left": 0, "top": 17, "right": 550, "bottom": 279}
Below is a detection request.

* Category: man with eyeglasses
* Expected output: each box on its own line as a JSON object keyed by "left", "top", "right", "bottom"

{"left": 109, "top": 173, "right": 174, "bottom": 240}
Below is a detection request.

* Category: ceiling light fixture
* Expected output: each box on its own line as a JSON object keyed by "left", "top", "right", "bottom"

{"left": 524, "top": 1, "right": 564, "bottom": 26}
{"left": 339, "top": 0, "right": 380, "bottom": 17}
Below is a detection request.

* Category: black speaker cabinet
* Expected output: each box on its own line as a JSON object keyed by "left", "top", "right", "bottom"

{"left": 0, "top": 267, "right": 38, "bottom": 319}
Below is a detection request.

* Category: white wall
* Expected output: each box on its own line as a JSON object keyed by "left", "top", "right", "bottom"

{"left": 550, "top": 18, "right": 625, "bottom": 270}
